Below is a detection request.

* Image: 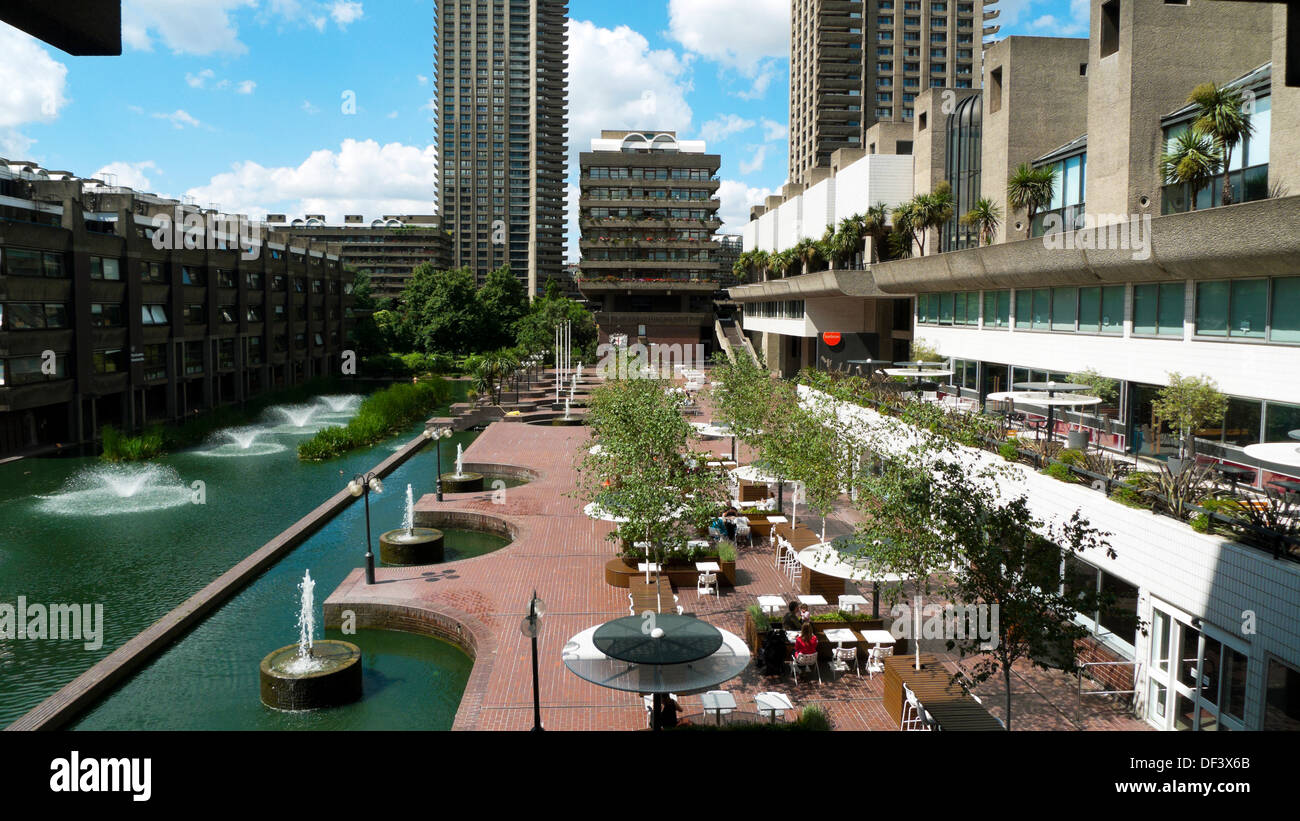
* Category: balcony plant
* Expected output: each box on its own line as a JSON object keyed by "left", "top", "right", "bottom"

{"left": 1006, "top": 163, "right": 1058, "bottom": 239}
{"left": 1186, "top": 81, "right": 1255, "bottom": 207}
{"left": 1150, "top": 372, "right": 1229, "bottom": 460}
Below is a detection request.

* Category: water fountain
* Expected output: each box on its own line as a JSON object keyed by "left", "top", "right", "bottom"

{"left": 440, "top": 443, "right": 484, "bottom": 492}
{"left": 318, "top": 395, "right": 362, "bottom": 415}
{"left": 272, "top": 404, "right": 320, "bottom": 432}
{"left": 195, "top": 426, "right": 286, "bottom": 458}
{"left": 379, "top": 484, "right": 445, "bottom": 565}
{"left": 259, "top": 570, "right": 362, "bottom": 711}
{"left": 35, "top": 464, "right": 195, "bottom": 516}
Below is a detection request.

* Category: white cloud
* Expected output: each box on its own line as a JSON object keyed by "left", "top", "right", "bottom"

{"left": 568, "top": 20, "right": 694, "bottom": 168}
{"left": 186, "top": 138, "right": 438, "bottom": 222}
{"left": 716, "top": 180, "right": 774, "bottom": 233}
{"left": 236, "top": 80, "right": 257, "bottom": 94}
{"left": 667, "top": 0, "right": 788, "bottom": 99}
{"left": 417, "top": 74, "right": 429, "bottom": 86}
{"left": 667, "top": 0, "right": 788, "bottom": 73}
{"left": 329, "top": 1, "right": 364, "bottom": 28}
{"left": 1028, "top": 0, "right": 1089, "bottom": 37}
{"left": 739, "top": 145, "right": 767, "bottom": 175}
{"left": 0, "top": 23, "right": 70, "bottom": 154}
{"left": 760, "top": 117, "right": 787, "bottom": 142}
{"left": 700, "top": 114, "right": 755, "bottom": 144}
{"left": 152, "top": 109, "right": 202, "bottom": 129}
{"left": 122, "top": 0, "right": 255, "bottom": 55}
{"left": 93, "top": 161, "right": 161, "bottom": 191}
{"left": 186, "top": 68, "right": 216, "bottom": 88}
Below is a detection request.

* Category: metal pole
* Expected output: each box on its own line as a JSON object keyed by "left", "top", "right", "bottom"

{"left": 531, "top": 631, "right": 542, "bottom": 731}
{"left": 363, "top": 483, "right": 375, "bottom": 585}
{"left": 435, "top": 440, "right": 444, "bottom": 502}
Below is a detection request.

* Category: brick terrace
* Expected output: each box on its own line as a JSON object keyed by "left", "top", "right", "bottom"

{"left": 324, "top": 390, "right": 1149, "bottom": 731}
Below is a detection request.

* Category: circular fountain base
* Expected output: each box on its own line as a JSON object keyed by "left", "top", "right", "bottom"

{"left": 380, "top": 527, "right": 445, "bottom": 565}
{"left": 550, "top": 417, "right": 585, "bottom": 426}
{"left": 259, "top": 640, "right": 362, "bottom": 711}
{"left": 440, "top": 472, "right": 484, "bottom": 493}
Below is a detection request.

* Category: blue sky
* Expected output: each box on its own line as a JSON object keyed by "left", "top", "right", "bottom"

{"left": 0, "top": 0, "right": 1089, "bottom": 258}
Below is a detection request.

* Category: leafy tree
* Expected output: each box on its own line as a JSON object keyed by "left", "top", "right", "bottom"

{"left": 1187, "top": 82, "right": 1254, "bottom": 206}
{"left": 349, "top": 267, "right": 376, "bottom": 310}
{"left": 862, "top": 203, "right": 891, "bottom": 264}
{"left": 1152, "top": 372, "right": 1229, "bottom": 459}
{"left": 514, "top": 291, "right": 597, "bottom": 363}
{"left": 1070, "top": 368, "right": 1119, "bottom": 405}
{"left": 477, "top": 265, "right": 529, "bottom": 349}
{"left": 936, "top": 470, "right": 1116, "bottom": 730}
{"left": 1006, "top": 163, "right": 1058, "bottom": 238}
{"left": 397, "top": 264, "right": 487, "bottom": 354}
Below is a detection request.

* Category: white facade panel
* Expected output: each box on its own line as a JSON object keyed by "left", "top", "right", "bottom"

{"left": 800, "top": 179, "right": 836, "bottom": 242}
{"left": 776, "top": 196, "right": 802, "bottom": 251}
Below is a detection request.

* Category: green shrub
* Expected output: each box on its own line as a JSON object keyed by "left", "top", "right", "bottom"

{"left": 747, "top": 604, "right": 770, "bottom": 633}
{"left": 100, "top": 424, "right": 165, "bottom": 462}
{"left": 1043, "top": 461, "right": 1076, "bottom": 483}
{"left": 297, "top": 379, "right": 452, "bottom": 461}
{"left": 798, "top": 704, "right": 831, "bottom": 731}
{"left": 716, "top": 541, "right": 737, "bottom": 563}
{"left": 1190, "top": 513, "right": 1211, "bottom": 533}
{"left": 1110, "top": 483, "right": 1149, "bottom": 509}
{"left": 1057, "top": 448, "right": 1086, "bottom": 468}
{"left": 998, "top": 442, "right": 1020, "bottom": 462}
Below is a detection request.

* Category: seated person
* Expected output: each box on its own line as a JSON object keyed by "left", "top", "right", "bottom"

{"left": 798, "top": 602, "right": 811, "bottom": 623}
{"left": 794, "top": 623, "right": 818, "bottom": 658}
{"left": 656, "top": 695, "right": 686, "bottom": 728}
{"left": 782, "top": 600, "right": 804, "bottom": 632}
{"left": 722, "top": 508, "right": 738, "bottom": 540}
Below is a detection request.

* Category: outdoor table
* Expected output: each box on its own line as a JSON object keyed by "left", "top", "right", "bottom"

{"left": 695, "top": 561, "right": 721, "bottom": 573}
{"left": 767, "top": 516, "right": 789, "bottom": 525}
{"left": 1290, "top": 430, "right": 1300, "bottom": 441}
{"left": 706, "top": 461, "right": 723, "bottom": 468}
{"left": 594, "top": 613, "right": 724, "bottom": 667}
{"left": 797, "top": 594, "right": 828, "bottom": 607}
{"left": 837, "top": 594, "right": 868, "bottom": 613}
{"left": 823, "top": 628, "right": 857, "bottom": 646}
{"left": 637, "top": 563, "right": 662, "bottom": 573}
{"left": 754, "top": 692, "right": 794, "bottom": 723}
{"left": 700, "top": 690, "right": 737, "bottom": 725}
{"left": 861, "top": 629, "right": 896, "bottom": 648}
{"left": 757, "top": 595, "right": 786, "bottom": 616}
{"left": 785, "top": 630, "right": 800, "bottom": 644}
{"left": 1270, "top": 479, "right": 1300, "bottom": 496}
{"left": 687, "top": 539, "right": 710, "bottom": 550}
{"left": 1214, "top": 463, "right": 1257, "bottom": 492}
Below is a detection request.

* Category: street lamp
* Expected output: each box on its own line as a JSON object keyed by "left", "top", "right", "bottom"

{"left": 423, "top": 427, "right": 454, "bottom": 501}
{"left": 347, "top": 472, "right": 385, "bottom": 585}
{"left": 520, "top": 591, "right": 546, "bottom": 731}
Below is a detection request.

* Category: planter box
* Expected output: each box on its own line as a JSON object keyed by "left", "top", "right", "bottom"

{"left": 605, "top": 557, "right": 735, "bottom": 589}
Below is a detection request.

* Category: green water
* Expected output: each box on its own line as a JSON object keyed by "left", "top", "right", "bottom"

{"left": 0, "top": 383, "right": 505, "bottom": 729}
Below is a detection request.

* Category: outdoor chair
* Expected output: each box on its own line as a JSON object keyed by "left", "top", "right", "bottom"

{"left": 697, "top": 571, "right": 719, "bottom": 598}
{"left": 865, "top": 647, "right": 885, "bottom": 678}
{"left": 734, "top": 518, "right": 753, "bottom": 547}
{"left": 831, "top": 645, "right": 859, "bottom": 680}
{"left": 791, "top": 652, "right": 821, "bottom": 684}
{"left": 901, "top": 683, "right": 934, "bottom": 731}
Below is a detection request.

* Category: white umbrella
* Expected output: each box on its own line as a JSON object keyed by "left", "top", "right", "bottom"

{"left": 583, "top": 502, "right": 629, "bottom": 523}
{"left": 1243, "top": 442, "right": 1300, "bottom": 470}
{"left": 562, "top": 624, "right": 751, "bottom": 696}
{"left": 730, "top": 464, "right": 781, "bottom": 484}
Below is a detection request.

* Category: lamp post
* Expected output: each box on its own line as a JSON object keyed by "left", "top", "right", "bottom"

{"left": 424, "top": 427, "right": 453, "bottom": 501}
{"left": 520, "top": 591, "right": 546, "bottom": 731}
{"left": 347, "top": 472, "right": 384, "bottom": 585}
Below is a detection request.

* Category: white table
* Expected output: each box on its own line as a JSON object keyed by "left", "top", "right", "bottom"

{"left": 637, "top": 563, "right": 662, "bottom": 573}
{"left": 837, "top": 594, "right": 869, "bottom": 613}
{"left": 756, "top": 595, "right": 786, "bottom": 616}
{"left": 823, "top": 628, "right": 858, "bottom": 645}
{"left": 785, "top": 630, "right": 800, "bottom": 644}
{"left": 700, "top": 690, "right": 737, "bottom": 725}
{"left": 687, "top": 540, "right": 711, "bottom": 550}
{"left": 754, "top": 692, "right": 794, "bottom": 724}
{"left": 767, "top": 516, "right": 789, "bottom": 525}
{"left": 798, "top": 595, "right": 828, "bottom": 607}
{"left": 695, "top": 561, "right": 721, "bottom": 572}
{"left": 861, "top": 629, "right": 897, "bottom": 647}
{"left": 706, "top": 461, "right": 723, "bottom": 468}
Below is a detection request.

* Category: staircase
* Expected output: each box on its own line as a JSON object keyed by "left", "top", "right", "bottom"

{"left": 715, "top": 316, "right": 760, "bottom": 366}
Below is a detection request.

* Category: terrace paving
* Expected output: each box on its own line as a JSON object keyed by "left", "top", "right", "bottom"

{"left": 324, "top": 380, "right": 1150, "bottom": 732}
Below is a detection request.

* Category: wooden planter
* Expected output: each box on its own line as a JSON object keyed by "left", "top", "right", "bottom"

{"left": 605, "top": 557, "right": 735, "bottom": 589}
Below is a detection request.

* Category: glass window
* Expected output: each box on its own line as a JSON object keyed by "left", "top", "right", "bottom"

{"left": 1051, "top": 287, "right": 1077, "bottom": 332}
{"left": 1134, "top": 283, "right": 1183, "bottom": 336}
{"left": 1097, "top": 571, "right": 1139, "bottom": 647}
{"left": 1196, "top": 281, "right": 1230, "bottom": 337}
{"left": 44, "top": 304, "right": 68, "bottom": 328}
{"left": 90, "top": 257, "right": 121, "bottom": 281}
{"left": 1078, "top": 287, "right": 1101, "bottom": 333}
{"left": 1229, "top": 279, "right": 1267, "bottom": 339}
{"left": 6, "top": 303, "right": 45, "bottom": 330}
{"left": 1015, "top": 290, "right": 1032, "bottom": 329}
{"left": 42, "top": 252, "right": 65, "bottom": 278}
{"left": 1032, "top": 288, "right": 1050, "bottom": 331}
{"left": 1158, "top": 283, "right": 1184, "bottom": 335}
{"left": 939, "top": 292, "right": 953, "bottom": 324}
{"left": 1265, "top": 401, "right": 1300, "bottom": 443}
{"left": 5, "top": 249, "right": 44, "bottom": 277}
{"left": 150, "top": 305, "right": 169, "bottom": 325}
{"left": 953, "top": 292, "right": 967, "bottom": 325}
{"left": 1264, "top": 658, "right": 1300, "bottom": 731}
{"left": 1271, "top": 276, "right": 1300, "bottom": 343}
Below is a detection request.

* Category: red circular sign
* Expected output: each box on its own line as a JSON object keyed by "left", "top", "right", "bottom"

{"left": 822, "top": 332, "right": 843, "bottom": 347}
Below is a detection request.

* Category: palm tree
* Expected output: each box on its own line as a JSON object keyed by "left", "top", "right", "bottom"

{"left": 862, "top": 204, "right": 890, "bottom": 264}
{"left": 960, "top": 197, "right": 1002, "bottom": 246}
{"left": 732, "top": 250, "right": 753, "bottom": 282}
{"left": 890, "top": 201, "right": 919, "bottom": 259}
{"left": 1160, "top": 129, "right": 1221, "bottom": 213}
{"left": 750, "top": 249, "right": 770, "bottom": 282}
{"left": 772, "top": 248, "right": 797, "bottom": 279}
{"left": 793, "top": 237, "right": 821, "bottom": 276}
{"left": 1006, "top": 163, "right": 1058, "bottom": 239}
{"left": 834, "top": 215, "right": 863, "bottom": 267}
{"left": 1187, "top": 82, "right": 1254, "bottom": 206}
{"left": 914, "top": 182, "right": 954, "bottom": 256}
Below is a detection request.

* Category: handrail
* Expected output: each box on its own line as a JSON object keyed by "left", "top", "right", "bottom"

{"left": 1077, "top": 660, "right": 1138, "bottom": 728}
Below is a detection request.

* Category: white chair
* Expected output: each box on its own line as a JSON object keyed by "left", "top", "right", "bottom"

{"left": 783, "top": 547, "right": 801, "bottom": 584}
{"left": 865, "top": 646, "right": 885, "bottom": 679}
{"left": 901, "top": 683, "right": 934, "bottom": 731}
{"left": 697, "top": 571, "right": 718, "bottom": 598}
{"left": 734, "top": 518, "right": 753, "bottom": 547}
{"left": 830, "top": 645, "right": 859, "bottom": 680}
{"left": 791, "top": 652, "right": 821, "bottom": 684}
{"left": 703, "top": 690, "right": 734, "bottom": 723}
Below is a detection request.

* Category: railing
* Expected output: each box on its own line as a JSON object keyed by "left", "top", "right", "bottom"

{"left": 1077, "top": 660, "right": 1138, "bottom": 728}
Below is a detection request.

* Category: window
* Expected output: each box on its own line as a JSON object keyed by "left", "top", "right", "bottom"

{"left": 4, "top": 248, "right": 65, "bottom": 278}
{"left": 1051, "top": 287, "right": 1077, "bottom": 332}
{"left": 4, "top": 303, "right": 68, "bottom": 330}
{"left": 246, "top": 272, "right": 264, "bottom": 289}
{"left": 1100, "top": 0, "right": 1120, "bottom": 58}
{"left": 1076, "top": 286, "right": 1124, "bottom": 334}
{"left": 141, "top": 305, "right": 169, "bottom": 326}
{"left": 181, "top": 266, "right": 206, "bottom": 286}
{"left": 1, "top": 354, "right": 68, "bottom": 385}
{"left": 141, "top": 261, "right": 165, "bottom": 282}
{"left": 90, "top": 303, "right": 125, "bottom": 328}
{"left": 142, "top": 344, "right": 167, "bottom": 381}
{"left": 92, "top": 349, "right": 125, "bottom": 374}
{"left": 1132, "top": 283, "right": 1184, "bottom": 337}
{"left": 988, "top": 67, "right": 1002, "bottom": 113}
{"left": 90, "top": 257, "right": 121, "bottom": 281}
{"left": 185, "top": 304, "right": 206, "bottom": 324}
{"left": 218, "top": 305, "right": 237, "bottom": 324}
{"left": 982, "top": 291, "right": 1010, "bottom": 328}
{"left": 217, "top": 269, "right": 236, "bottom": 288}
